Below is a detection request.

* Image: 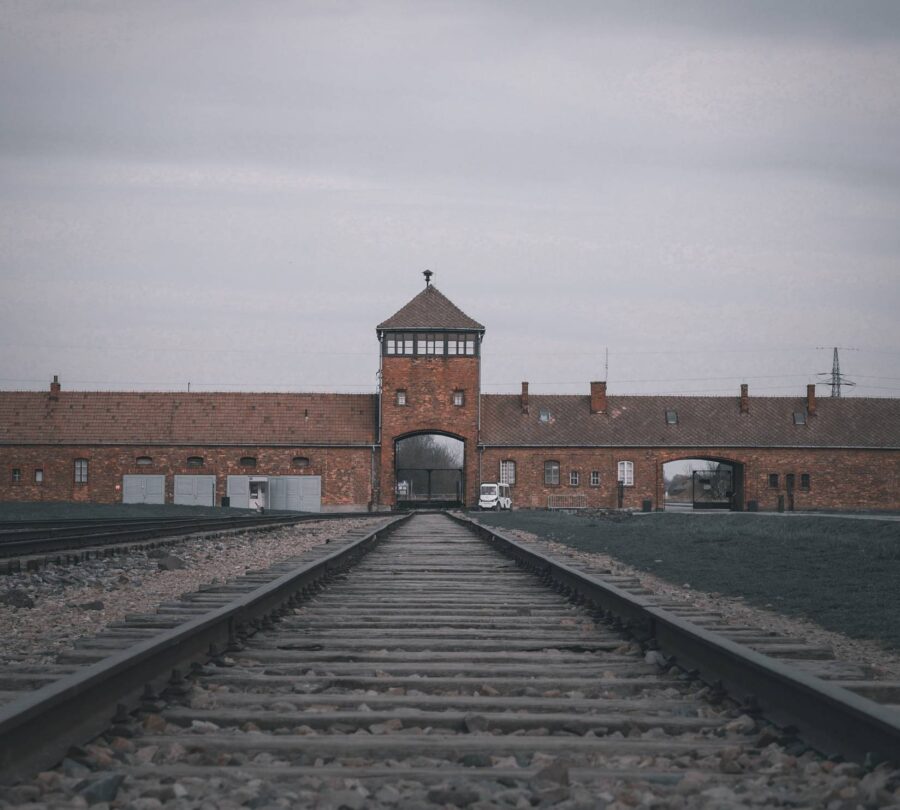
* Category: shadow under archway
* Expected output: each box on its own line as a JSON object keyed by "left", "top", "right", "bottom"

{"left": 395, "top": 433, "right": 465, "bottom": 509}
{"left": 663, "top": 457, "right": 745, "bottom": 511}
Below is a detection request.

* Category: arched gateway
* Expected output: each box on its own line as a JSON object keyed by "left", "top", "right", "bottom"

{"left": 395, "top": 433, "right": 465, "bottom": 508}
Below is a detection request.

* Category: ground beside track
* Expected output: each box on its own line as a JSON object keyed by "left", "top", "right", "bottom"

{"left": 471, "top": 510, "right": 900, "bottom": 651}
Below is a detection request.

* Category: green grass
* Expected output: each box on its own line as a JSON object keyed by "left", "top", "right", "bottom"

{"left": 473, "top": 511, "right": 900, "bottom": 651}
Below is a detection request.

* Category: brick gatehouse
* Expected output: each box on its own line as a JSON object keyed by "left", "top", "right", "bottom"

{"left": 2, "top": 280, "right": 899, "bottom": 512}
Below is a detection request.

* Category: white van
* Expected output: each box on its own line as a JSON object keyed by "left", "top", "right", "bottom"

{"left": 479, "top": 482, "right": 511, "bottom": 511}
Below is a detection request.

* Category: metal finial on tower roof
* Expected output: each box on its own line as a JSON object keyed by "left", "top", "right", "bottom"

{"left": 423, "top": 269, "right": 433, "bottom": 287}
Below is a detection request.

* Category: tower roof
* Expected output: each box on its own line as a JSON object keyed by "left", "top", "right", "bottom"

{"left": 377, "top": 285, "right": 484, "bottom": 332}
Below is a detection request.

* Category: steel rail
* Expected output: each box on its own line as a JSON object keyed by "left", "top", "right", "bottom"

{"left": 0, "top": 512, "right": 389, "bottom": 559}
{"left": 450, "top": 512, "right": 900, "bottom": 765}
{"left": 0, "top": 513, "right": 410, "bottom": 783}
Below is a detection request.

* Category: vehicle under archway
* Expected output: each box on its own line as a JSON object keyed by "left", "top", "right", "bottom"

{"left": 395, "top": 433, "right": 465, "bottom": 509}
{"left": 663, "top": 458, "right": 744, "bottom": 511}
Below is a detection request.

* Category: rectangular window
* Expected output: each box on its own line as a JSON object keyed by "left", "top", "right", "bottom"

{"left": 500, "top": 460, "right": 516, "bottom": 485}
{"left": 569, "top": 470, "right": 580, "bottom": 486}
{"left": 464, "top": 336, "right": 475, "bottom": 355}
{"left": 800, "top": 473, "right": 810, "bottom": 490}
{"left": 34, "top": 469, "right": 44, "bottom": 483}
{"left": 396, "top": 389, "right": 407, "bottom": 406}
{"left": 786, "top": 473, "right": 796, "bottom": 492}
{"left": 424, "top": 334, "right": 445, "bottom": 355}
{"left": 544, "top": 461, "right": 560, "bottom": 486}
{"left": 590, "top": 470, "right": 600, "bottom": 487}
{"left": 402, "top": 333, "right": 414, "bottom": 355}
{"left": 793, "top": 411, "right": 807, "bottom": 425}
{"left": 11, "top": 468, "right": 22, "bottom": 483}
{"left": 386, "top": 336, "right": 397, "bottom": 355}
{"left": 768, "top": 473, "right": 779, "bottom": 488}
{"left": 447, "top": 334, "right": 458, "bottom": 355}
{"left": 617, "top": 460, "right": 634, "bottom": 486}
{"left": 453, "top": 390, "right": 464, "bottom": 407}
{"left": 74, "top": 459, "right": 89, "bottom": 484}
{"left": 665, "top": 409, "right": 678, "bottom": 425}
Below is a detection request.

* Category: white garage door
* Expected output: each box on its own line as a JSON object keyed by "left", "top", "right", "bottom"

{"left": 269, "top": 476, "right": 322, "bottom": 512}
{"left": 226, "top": 475, "right": 251, "bottom": 509}
{"left": 174, "top": 475, "right": 216, "bottom": 507}
{"left": 122, "top": 475, "right": 165, "bottom": 504}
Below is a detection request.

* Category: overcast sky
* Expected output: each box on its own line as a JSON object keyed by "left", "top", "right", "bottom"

{"left": 1, "top": 1, "right": 898, "bottom": 398}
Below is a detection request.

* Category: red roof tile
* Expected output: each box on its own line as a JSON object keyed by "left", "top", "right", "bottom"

{"left": 377, "top": 285, "right": 484, "bottom": 331}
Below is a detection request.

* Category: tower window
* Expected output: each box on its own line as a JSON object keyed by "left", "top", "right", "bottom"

{"left": 396, "top": 389, "right": 407, "bottom": 406}
{"left": 453, "top": 390, "right": 465, "bottom": 407}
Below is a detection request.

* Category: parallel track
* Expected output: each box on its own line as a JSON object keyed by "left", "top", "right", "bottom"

{"left": 1, "top": 512, "right": 899, "bottom": 803}
{"left": 0, "top": 512, "right": 383, "bottom": 568}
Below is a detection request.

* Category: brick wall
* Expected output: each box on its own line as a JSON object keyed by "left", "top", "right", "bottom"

{"left": 0, "top": 446, "right": 375, "bottom": 510}
{"left": 379, "top": 355, "right": 481, "bottom": 507}
{"left": 481, "top": 446, "right": 900, "bottom": 512}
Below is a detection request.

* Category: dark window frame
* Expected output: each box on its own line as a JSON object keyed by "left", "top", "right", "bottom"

{"left": 11, "top": 468, "right": 22, "bottom": 483}
{"left": 135, "top": 456, "right": 153, "bottom": 466}
{"left": 292, "top": 456, "right": 310, "bottom": 468}
{"left": 793, "top": 411, "right": 807, "bottom": 425}
{"left": 768, "top": 473, "right": 779, "bottom": 488}
{"left": 665, "top": 409, "right": 678, "bottom": 425}
{"left": 239, "top": 456, "right": 257, "bottom": 468}
{"left": 186, "top": 456, "right": 204, "bottom": 468}
{"left": 800, "top": 473, "right": 810, "bottom": 490}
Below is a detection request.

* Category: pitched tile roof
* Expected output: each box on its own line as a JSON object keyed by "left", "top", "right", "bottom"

{"left": 480, "top": 394, "right": 900, "bottom": 449}
{"left": 0, "top": 392, "right": 377, "bottom": 446}
{"left": 377, "top": 285, "right": 484, "bottom": 331}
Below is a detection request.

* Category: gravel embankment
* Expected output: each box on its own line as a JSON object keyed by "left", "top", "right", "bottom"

{"left": 0, "top": 518, "right": 382, "bottom": 666}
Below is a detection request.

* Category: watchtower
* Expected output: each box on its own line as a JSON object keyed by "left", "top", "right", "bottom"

{"left": 376, "top": 273, "right": 485, "bottom": 508}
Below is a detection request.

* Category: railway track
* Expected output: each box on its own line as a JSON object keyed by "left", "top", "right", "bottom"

{"left": 1, "top": 513, "right": 899, "bottom": 807}
{"left": 0, "top": 512, "right": 382, "bottom": 571}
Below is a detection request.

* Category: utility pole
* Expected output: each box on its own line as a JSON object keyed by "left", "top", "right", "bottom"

{"left": 816, "top": 347, "right": 856, "bottom": 397}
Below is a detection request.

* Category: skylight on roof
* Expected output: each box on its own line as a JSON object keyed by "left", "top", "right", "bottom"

{"left": 665, "top": 409, "right": 678, "bottom": 425}
{"left": 793, "top": 411, "right": 807, "bottom": 425}
{"left": 539, "top": 408, "right": 550, "bottom": 423}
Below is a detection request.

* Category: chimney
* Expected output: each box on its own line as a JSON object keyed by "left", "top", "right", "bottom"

{"left": 590, "top": 381, "right": 607, "bottom": 414}
{"left": 806, "top": 383, "right": 817, "bottom": 416}
{"left": 520, "top": 382, "right": 529, "bottom": 414}
{"left": 49, "top": 374, "right": 61, "bottom": 401}
{"left": 739, "top": 383, "right": 749, "bottom": 414}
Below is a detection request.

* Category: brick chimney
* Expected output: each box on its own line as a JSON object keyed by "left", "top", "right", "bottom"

{"left": 739, "top": 383, "right": 749, "bottom": 414}
{"left": 806, "top": 383, "right": 817, "bottom": 416}
{"left": 520, "top": 382, "right": 529, "bottom": 415}
{"left": 49, "top": 374, "right": 61, "bottom": 401}
{"left": 590, "top": 381, "right": 607, "bottom": 414}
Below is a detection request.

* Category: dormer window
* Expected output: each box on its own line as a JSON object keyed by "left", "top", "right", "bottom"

{"left": 793, "top": 411, "right": 807, "bottom": 425}
{"left": 539, "top": 408, "right": 550, "bottom": 423}
{"left": 665, "top": 409, "right": 678, "bottom": 425}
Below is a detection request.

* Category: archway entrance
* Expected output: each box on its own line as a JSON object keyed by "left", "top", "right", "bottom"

{"left": 395, "top": 433, "right": 464, "bottom": 509}
{"left": 663, "top": 458, "right": 745, "bottom": 511}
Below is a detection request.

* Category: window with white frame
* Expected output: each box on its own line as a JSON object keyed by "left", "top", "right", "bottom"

{"left": 453, "top": 390, "right": 464, "bottom": 407}
{"left": 569, "top": 470, "right": 580, "bottom": 486}
{"left": 544, "top": 461, "right": 560, "bottom": 486}
{"left": 34, "top": 469, "right": 44, "bottom": 483}
{"left": 500, "top": 460, "right": 516, "bottom": 485}
{"left": 590, "top": 470, "right": 600, "bottom": 487}
{"left": 74, "top": 459, "right": 89, "bottom": 484}
{"left": 396, "top": 389, "right": 407, "bottom": 406}
{"left": 617, "top": 460, "right": 634, "bottom": 486}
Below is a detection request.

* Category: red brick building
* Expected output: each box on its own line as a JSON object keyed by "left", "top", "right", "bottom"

{"left": 2, "top": 282, "right": 899, "bottom": 512}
